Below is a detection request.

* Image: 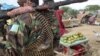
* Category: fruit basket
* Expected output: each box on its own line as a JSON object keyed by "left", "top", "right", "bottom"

{"left": 60, "top": 38, "right": 88, "bottom": 47}
{"left": 60, "top": 33, "right": 88, "bottom": 47}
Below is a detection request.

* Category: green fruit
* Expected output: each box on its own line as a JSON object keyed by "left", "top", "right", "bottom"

{"left": 67, "top": 41, "right": 72, "bottom": 44}
{"left": 63, "top": 40, "right": 67, "bottom": 43}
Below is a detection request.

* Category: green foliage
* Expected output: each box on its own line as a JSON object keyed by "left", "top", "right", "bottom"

{"left": 85, "top": 5, "right": 100, "bottom": 11}
{"left": 61, "top": 6, "right": 79, "bottom": 19}
{"left": 61, "top": 7, "right": 71, "bottom": 12}
{"left": 68, "top": 9, "right": 78, "bottom": 17}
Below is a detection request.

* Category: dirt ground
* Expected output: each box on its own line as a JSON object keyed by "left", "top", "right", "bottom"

{"left": 57, "top": 24, "right": 100, "bottom": 56}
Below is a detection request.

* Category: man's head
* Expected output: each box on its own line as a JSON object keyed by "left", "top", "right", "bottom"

{"left": 17, "top": 0, "right": 39, "bottom": 7}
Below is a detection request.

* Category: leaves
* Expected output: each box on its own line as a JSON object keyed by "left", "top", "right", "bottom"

{"left": 61, "top": 7, "right": 78, "bottom": 19}
{"left": 85, "top": 5, "right": 100, "bottom": 12}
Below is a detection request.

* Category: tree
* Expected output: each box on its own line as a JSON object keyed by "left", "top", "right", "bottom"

{"left": 68, "top": 9, "right": 78, "bottom": 18}
{"left": 61, "top": 6, "right": 78, "bottom": 19}
{"left": 61, "top": 7, "right": 71, "bottom": 12}
{"left": 85, "top": 5, "right": 100, "bottom": 12}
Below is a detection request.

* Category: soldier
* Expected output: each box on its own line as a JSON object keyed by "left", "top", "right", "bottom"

{"left": 6, "top": 0, "right": 54, "bottom": 56}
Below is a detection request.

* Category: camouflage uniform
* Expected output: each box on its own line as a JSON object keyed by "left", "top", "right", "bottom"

{"left": 7, "top": 11, "right": 54, "bottom": 56}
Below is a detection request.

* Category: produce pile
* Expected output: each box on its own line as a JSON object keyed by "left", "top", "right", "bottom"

{"left": 61, "top": 33, "right": 86, "bottom": 44}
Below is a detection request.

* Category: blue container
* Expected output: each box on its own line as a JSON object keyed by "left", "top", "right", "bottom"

{"left": 0, "top": 3, "right": 18, "bottom": 10}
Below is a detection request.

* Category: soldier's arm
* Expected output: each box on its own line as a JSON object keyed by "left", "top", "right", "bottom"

{"left": 0, "top": 6, "right": 34, "bottom": 19}
{"left": 7, "top": 6, "right": 34, "bottom": 16}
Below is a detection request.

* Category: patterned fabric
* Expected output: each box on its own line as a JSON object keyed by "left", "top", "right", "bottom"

{"left": 7, "top": 11, "right": 54, "bottom": 56}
